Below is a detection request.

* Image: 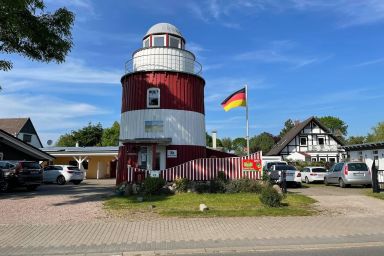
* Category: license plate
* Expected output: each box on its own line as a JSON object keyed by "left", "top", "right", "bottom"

{"left": 354, "top": 173, "right": 364, "bottom": 176}
{"left": 30, "top": 171, "right": 39, "bottom": 174}
{"left": 286, "top": 173, "right": 293, "bottom": 176}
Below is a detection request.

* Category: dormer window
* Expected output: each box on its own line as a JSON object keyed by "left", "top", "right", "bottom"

{"left": 147, "top": 88, "right": 160, "bottom": 108}
{"left": 153, "top": 35, "right": 165, "bottom": 47}
{"left": 169, "top": 35, "right": 181, "bottom": 48}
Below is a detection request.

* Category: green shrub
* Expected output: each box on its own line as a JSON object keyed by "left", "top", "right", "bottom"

{"left": 209, "top": 179, "right": 226, "bottom": 193}
{"left": 259, "top": 186, "right": 283, "bottom": 207}
{"left": 217, "top": 171, "right": 227, "bottom": 181}
{"left": 143, "top": 177, "right": 166, "bottom": 195}
{"left": 194, "top": 182, "right": 210, "bottom": 193}
{"left": 225, "top": 179, "right": 263, "bottom": 194}
{"left": 174, "top": 177, "right": 189, "bottom": 193}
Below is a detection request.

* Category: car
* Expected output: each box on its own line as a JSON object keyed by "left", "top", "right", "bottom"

{"left": 0, "top": 160, "right": 43, "bottom": 192}
{"left": 324, "top": 161, "right": 371, "bottom": 188}
{"left": 301, "top": 166, "right": 328, "bottom": 184}
{"left": 43, "top": 165, "right": 84, "bottom": 185}
{"left": 268, "top": 164, "right": 302, "bottom": 187}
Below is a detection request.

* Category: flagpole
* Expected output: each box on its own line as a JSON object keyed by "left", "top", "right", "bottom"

{"left": 245, "top": 84, "right": 250, "bottom": 157}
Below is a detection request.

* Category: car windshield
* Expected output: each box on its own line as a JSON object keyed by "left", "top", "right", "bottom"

{"left": 21, "top": 162, "right": 41, "bottom": 169}
{"left": 275, "top": 165, "right": 296, "bottom": 171}
{"left": 312, "top": 168, "right": 327, "bottom": 173}
{"left": 348, "top": 163, "right": 368, "bottom": 171}
{"left": 267, "top": 162, "right": 287, "bottom": 169}
{"left": 67, "top": 166, "right": 81, "bottom": 171}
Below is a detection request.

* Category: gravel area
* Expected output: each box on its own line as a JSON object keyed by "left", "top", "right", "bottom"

{"left": 295, "top": 184, "right": 384, "bottom": 217}
{"left": 0, "top": 179, "right": 115, "bottom": 225}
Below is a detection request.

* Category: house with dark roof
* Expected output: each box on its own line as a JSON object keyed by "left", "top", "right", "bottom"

{"left": 267, "top": 117, "right": 344, "bottom": 163}
{"left": 0, "top": 129, "right": 53, "bottom": 161}
{"left": 0, "top": 118, "right": 43, "bottom": 148}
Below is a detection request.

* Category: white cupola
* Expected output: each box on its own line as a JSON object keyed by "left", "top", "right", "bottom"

{"left": 142, "top": 23, "right": 185, "bottom": 49}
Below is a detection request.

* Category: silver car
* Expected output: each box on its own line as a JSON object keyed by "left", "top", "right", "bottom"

{"left": 324, "top": 162, "right": 371, "bottom": 188}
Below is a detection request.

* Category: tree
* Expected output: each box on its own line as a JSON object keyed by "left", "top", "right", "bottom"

{"left": 346, "top": 136, "right": 366, "bottom": 145}
{"left": 366, "top": 122, "right": 384, "bottom": 143}
{"left": 101, "top": 121, "right": 120, "bottom": 146}
{"left": 279, "top": 119, "right": 295, "bottom": 137}
{"left": 232, "top": 137, "right": 247, "bottom": 155}
{"left": 221, "top": 137, "right": 234, "bottom": 153}
{"left": 0, "top": 0, "right": 74, "bottom": 72}
{"left": 317, "top": 116, "right": 348, "bottom": 141}
{"left": 56, "top": 123, "right": 103, "bottom": 147}
{"left": 249, "top": 132, "right": 275, "bottom": 154}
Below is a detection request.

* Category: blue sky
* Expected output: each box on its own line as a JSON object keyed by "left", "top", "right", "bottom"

{"left": 1, "top": 0, "right": 384, "bottom": 145}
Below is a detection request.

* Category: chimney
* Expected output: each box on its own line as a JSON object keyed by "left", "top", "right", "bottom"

{"left": 212, "top": 130, "right": 217, "bottom": 149}
{"left": 75, "top": 141, "right": 79, "bottom": 147}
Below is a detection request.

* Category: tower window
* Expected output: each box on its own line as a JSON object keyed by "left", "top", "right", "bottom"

{"left": 143, "top": 38, "right": 150, "bottom": 48}
{"left": 147, "top": 88, "right": 160, "bottom": 108}
{"left": 153, "top": 36, "right": 165, "bottom": 46}
{"left": 169, "top": 36, "right": 180, "bottom": 48}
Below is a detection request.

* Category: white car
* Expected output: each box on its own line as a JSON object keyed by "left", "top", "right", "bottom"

{"left": 269, "top": 164, "right": 302, "bottom": 187}
{"left": 43, "top": 165, "right": 84, "bottom": 185}
{"left": 301, "top": 166, "right": 327, "bottom": 184}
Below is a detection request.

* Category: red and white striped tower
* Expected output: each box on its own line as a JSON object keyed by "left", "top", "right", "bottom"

{"left": 118, "top": 23, "right": 206, "bottom": 180}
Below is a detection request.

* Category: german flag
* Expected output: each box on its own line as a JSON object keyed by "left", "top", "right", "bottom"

{"left": 221, "top": 88, "right": 246, "bottom": 111}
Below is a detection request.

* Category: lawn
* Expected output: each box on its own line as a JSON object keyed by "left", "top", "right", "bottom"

{"left": 365, "top": 191, "right": 384, "bottom": 200}
{"left": 104, "top": 192, "right": 317, "bottom": 218}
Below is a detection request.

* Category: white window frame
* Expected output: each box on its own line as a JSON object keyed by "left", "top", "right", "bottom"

{"left": 147, "top": 88, "right": 160, "bottom": 108}
{"left": 318, "top": 136, "right": 325, "bottom": 145}
{"left": 152, "top": 35, "right": 166, "bottom": 47}
{"left": 169, "top": 35, "right": 181, "bottom": 48}
{"left": 143, "top": 38, "right": 150, "bottom": 48}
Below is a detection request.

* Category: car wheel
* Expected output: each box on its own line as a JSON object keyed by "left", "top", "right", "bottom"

{"left": 73, "top": 180, "right": 81, "bottom": 185}
{"left": 296, "top": 182, "right": 302, "bottom": 188}
{"left": 26, "top": 185, "right": 38, "bottom": 191}
{"left": 0, "top": 181, "right": 9, "bottom": 192}
{"left": 339, "top": 178, "right": 346, "bottom": 188}
{"left": 305, "top": 177, "right": 310, "bottom": 184}
{"left": 324, "top": 178, "right": 329, "bottom": 186}
{"left": 57, "top": 175, "right": 66, "bottom": 185}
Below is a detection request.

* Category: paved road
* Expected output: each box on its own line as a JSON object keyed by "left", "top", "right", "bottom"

{"left": 1, "top": 181, "right": 384, "bottom": 255}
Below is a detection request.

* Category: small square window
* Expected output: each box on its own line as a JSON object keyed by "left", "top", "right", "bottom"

{"left": 169, "top": 36, "right": 180, "bottom": 48}
{"left": 23, "top": 134, "right": 32, "bottom": 143}
{"left": 373, "top": 150, "right": 378, "bottom": 154}
{"left": 300, "top": 137, "right": 307, "bottom": 146}
{"left": 318, "top": 137, "right": 325, "bottom": 145}
{"left": 153, "top": 36, "right": 164, "bottom": 47}
{"left": 147, "top": 88, "right": 160, "bottom": 108}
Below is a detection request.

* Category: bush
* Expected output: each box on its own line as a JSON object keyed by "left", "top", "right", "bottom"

{"left": 225, "top": 179, "right": 263, "bottom": 194}
{"left": 209, "top": 179, "right": 226, "bottom": 193}
{"left": 259, "top": 186, "right": 283, "bottom": 207}
{"left": 174, "top": 177, "right": 189, "bottom": 193}
{"left": 194, "top": 182, "right": 210, "bottom": 194}
{"left": 143, "top": 177, "right": 166, "bottom": 195}
{"left": 217, "top": 171, "right": 227, "bottom": 181}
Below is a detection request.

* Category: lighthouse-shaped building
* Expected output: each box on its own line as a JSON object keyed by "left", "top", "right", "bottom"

{"left": 118, "top": 23, "right": 207, "bottom": 174}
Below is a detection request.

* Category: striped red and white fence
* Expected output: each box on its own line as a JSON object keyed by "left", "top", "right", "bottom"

{"left": 124, "top": 151, "right": 262, "bottom": 183}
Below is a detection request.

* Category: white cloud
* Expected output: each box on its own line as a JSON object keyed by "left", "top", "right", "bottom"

{"left": 350, "top": 58, "right": 384, "bottom": 68}
{"left": 1, "top": 58, "right": 121, "bottom": 85}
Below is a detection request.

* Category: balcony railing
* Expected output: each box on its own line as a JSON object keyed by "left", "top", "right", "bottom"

{"left": 124, "top": 53, "right": 202, "bottom": 76}
{"left": 307, "top": 145, "right": 339, "bottom": 152}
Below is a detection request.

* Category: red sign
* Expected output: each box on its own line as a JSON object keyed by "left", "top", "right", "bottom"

{"left": 242, "top": 159, "right": 262, "bottom": 172}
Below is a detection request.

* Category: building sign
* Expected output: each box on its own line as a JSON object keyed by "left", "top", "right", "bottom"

{"left": 242, "top": 159, "right": 262, "bottom": 172}
{"left": 149, "top": 170, "right": 160, "bottom": 178}
{"left": 167, "top": 150, "right": 177, "bottom": 158}
{"left": 145, "top": 120, "right": 163, "bottom": 132}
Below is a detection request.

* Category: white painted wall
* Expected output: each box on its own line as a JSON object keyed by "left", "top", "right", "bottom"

{"left": 120, "top": 109, "right": 206, "bottom": 146}
{"left": 133, "top": 48, "right": 196, "bottom": 74}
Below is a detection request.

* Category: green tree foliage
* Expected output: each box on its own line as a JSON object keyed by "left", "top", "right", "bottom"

{"left": 221, "top": 137, "right": 234, "bottom": 153}
{"left": 317, "top": 116, "right": 348, "bottom": 137}
{"left": 56, "top": 123, "right": 103, "bottom": 147}
{"left": 0, "top": 0, "right": 74, "bottom": 71}
{"left": 250, "top": 132, "right": 275, "bottom": 154}
{"left": 366, "top": 122, "right": 384, "bottom": 143}
{"left": 233, "top": 137, "right": 247, "bottom": 156}
{"left": 346, "top": 136, "right": 366, "bottom": 145}
{"left": 101, "top": 121, "right": 120, "bottom": 146}
{"left": 279, "top": 119, "right": 295, "bottom": 137}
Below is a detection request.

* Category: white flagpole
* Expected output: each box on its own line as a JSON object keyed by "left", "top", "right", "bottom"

{"left": 245, "top": 84, "right": 250, "bottom": 157}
